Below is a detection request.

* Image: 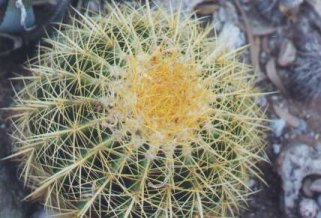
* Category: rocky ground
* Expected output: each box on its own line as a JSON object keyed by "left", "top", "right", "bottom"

{"left": 1, "top": 0, "right": 321, "bottom": 217}
{"left": 0, "top": 49, "right": 38, "bottom": 218}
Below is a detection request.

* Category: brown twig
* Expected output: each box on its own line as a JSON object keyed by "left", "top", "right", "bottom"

{"left": 234, "top": 0, "right": 260, "bottom": 73}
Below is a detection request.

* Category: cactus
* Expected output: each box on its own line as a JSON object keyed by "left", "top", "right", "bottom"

{"left": 10, "top": 2, "right": 266, "bottom": 217}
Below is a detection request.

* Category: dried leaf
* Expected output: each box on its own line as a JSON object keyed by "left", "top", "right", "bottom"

{"left": 252, "top": 36, "right": 261, "bottom": 73}
{"left": 194, "top": 1, "right": 220, "bottom": 15}
{"left": 251, "top": 26, "right": 278, "bottom": 36}
{"left": 279, "top": 0, "right": 303, "bottom": 17}
{"left": 235, "top": 0, "right": 259, "bottom": 73}
{"left": 278, "top": 39, "right": 296, "bottom": 67}
{"left": 273, "top": 104, "right": 300, "bottom": 128}
{"left": 265, "top": 58, "right": 287, "bottom": 95}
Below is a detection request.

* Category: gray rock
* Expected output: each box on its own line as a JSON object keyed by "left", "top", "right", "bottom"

{"left": 31, "top": 209, "right": 57, "bottom": 218}
{"left": 153, "top": 0, "right": 203, "bottom": 13}
{"left": 299, "top": 198, "right": 318, "bottom": 218}
{"left": 272, "top": 143, "right": 282, "bottom": 155}
{"left": 271, "top": 119, "right": 286, "bottom": 137}
{"left": 277, "top": 144, "right": 321, "bottom": 217}
{"left": 255, "top": 96, "right": 268, "bottom": 107}
{"left": 87, "top": 0, "right": 103, "bottom": 12}
{"left": 32, "top": 210, "right": 49, "bottom": 218}
{"left": 32, "top": 209, "right": 68, "bottom": 218}
{"left": 317, "top": 195, "right": 321, "bottom": 207}
{"left": 212, "top": 1, "right": 246, "bottom": 50}
{"left": 248, "top": 178, "right": 257, "bottom": 190}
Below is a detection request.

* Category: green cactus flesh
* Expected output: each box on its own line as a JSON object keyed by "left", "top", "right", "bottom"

{"left": 11, "top": 3, "right": 266, "bottom": 218}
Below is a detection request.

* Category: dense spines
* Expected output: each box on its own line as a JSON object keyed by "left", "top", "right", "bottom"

{"left": 11, "top": 3, "right": 266, "bottom": 218}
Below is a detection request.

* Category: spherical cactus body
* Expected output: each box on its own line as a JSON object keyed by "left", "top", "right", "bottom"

{"left": 11, "top": 3, "right": 266, "bottom": 217}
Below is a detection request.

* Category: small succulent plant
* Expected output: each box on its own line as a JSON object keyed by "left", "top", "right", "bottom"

{"left": 10, "top": 2, "right": 266, "bottom": 217}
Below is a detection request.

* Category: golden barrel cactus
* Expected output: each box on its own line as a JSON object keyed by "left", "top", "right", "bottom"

{"left": 10, "top": 2, "right": 266, "bottom": 217}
